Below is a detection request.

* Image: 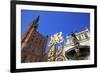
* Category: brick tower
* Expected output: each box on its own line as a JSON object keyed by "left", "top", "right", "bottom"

{"left": 21, "top": 16, "right": 48, "bottom": 62}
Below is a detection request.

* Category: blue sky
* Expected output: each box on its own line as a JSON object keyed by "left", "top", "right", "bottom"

{"left": 21, "top": 10, "right": 90, "bottom": 52}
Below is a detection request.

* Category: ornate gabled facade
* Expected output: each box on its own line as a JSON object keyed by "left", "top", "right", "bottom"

{"left": 21, "top": 16, "right": 48, "bottom": 63}
{"left": 47, "top": 32, "right": 65, "bottom": 61}
{"left": 63, "top": 28, "right": 90, "bottom": 60}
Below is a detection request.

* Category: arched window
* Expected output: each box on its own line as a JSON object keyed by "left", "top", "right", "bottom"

{"left": 84, "top": 32, "right": 88, "bottom": 39}
{"left": 81, "top": 34, "right": 85, "bottom": 40}
{"left": 32, "top": 48, "right": 35, "bottom": 52}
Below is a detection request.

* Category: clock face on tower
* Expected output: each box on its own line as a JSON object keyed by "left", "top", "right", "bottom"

{"left": 47, "top": 43, "right": 66, "bottom": 61}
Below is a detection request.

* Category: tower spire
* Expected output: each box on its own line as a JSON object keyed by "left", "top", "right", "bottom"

{"left": 32, "top": 16, "right": 40, "bottom": 29}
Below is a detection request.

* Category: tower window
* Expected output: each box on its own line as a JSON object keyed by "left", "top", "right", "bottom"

{"left": 32, "top": 48, "right": 35, "bottom": 52}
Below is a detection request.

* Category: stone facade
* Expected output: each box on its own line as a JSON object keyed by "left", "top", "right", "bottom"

{"left": 63, "top": 28, "right": 90, "bottom": 60}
